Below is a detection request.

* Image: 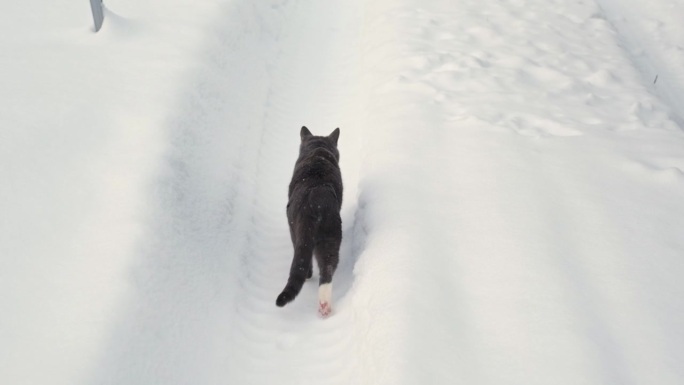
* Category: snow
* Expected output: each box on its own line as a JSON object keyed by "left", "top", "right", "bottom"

{"left": 1, "top": 0, "right": 683, "bottom": 384}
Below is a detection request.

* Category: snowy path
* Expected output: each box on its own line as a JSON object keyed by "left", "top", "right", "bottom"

{"left": 89, "top": 1, "right": 366, "bottom": 384}
{"left": 3, "top": 0, "right": 684, "bottom": 384}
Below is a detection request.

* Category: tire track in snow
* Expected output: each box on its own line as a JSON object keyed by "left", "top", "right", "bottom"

{"left": 224, "top": 1, "right": 366, "bottom": 382}
{"left": 87, "top": 2, "right": 293, "bottom": 383}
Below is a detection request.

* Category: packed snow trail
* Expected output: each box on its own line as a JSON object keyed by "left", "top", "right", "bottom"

{"left": 3, "top": 0, "right": 684, "bottom": 385}
{"left": 89, "top": 1, "right": 366, "bottom": 384}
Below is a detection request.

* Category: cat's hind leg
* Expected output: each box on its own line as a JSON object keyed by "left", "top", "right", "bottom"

{"left": 314, "top": 239, "right": 340, "bottom": 317}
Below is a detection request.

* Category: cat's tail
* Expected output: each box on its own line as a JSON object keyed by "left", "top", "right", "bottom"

{"left": 276, "top": 242, "right": 313, "bottom": 307}
{"left": 276, "top": 283, "right": 302, "bottom": 307}
{"left": 275, "top": 277, "right": 306, "bottom": 307}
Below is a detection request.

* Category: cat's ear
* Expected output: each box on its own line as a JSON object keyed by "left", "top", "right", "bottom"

{"left": 301, "top": 126, "right": 312, "bottom": 140}
{"left": 329, "top": 128, "right": 340, "bottom": 145}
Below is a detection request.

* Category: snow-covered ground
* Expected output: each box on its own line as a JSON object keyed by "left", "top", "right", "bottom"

{"left": 2, "top": 0, "right": 683, "bottom": 384}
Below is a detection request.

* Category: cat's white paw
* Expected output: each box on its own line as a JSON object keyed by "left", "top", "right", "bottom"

{"left": 318, "top": 301, "right": 332, "bottom": 318}
{"left": 318, "top": 283, "right": 332, "bottom": 318}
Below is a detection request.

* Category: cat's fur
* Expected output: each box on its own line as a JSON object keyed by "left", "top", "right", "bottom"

{"left": 276, "top": 126, "right": 343, "bottom": 317}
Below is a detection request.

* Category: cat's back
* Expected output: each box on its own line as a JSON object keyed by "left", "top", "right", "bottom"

{"left": 289, "top": 147, "right": 342, "bottom": 201}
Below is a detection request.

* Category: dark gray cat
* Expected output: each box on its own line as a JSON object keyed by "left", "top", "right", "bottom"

{"left": 276, "top": 126, "right": 342, "bottom": 317}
